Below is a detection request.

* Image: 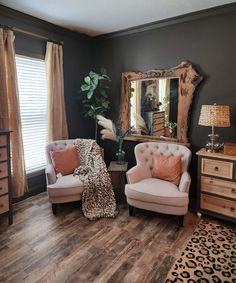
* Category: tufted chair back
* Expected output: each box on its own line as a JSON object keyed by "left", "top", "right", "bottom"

{"left": 135, "top": 142, "right": 191, "bottom": 174}
{"left": 46, "top": 139, "right": 76, "bottom": 165}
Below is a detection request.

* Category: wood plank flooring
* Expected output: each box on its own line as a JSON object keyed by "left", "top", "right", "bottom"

{"left": 0, "top": 192, "right": 200, "bottom": 283}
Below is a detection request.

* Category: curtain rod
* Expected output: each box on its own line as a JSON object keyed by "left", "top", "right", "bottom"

{"left": 0, "top": 24, "right": 63, "bottom": 45}
{"left": 13, "top": 27, "right": 63, "bottom": 45}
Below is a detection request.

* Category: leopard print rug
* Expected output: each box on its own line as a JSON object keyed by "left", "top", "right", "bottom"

{"left": 165, "top": 219, "right": 236, "bottom": 283}
{"left": 73, "top": 138, "right": 117, "bottom": 221}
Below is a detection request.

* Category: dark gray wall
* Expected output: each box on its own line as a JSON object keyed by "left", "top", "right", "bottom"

{"left": 0, "top": 6, "right": 93, "bottom": 198}
{"left": 93, "top": 7, "right": 236, "bottom": 206}
{"left": 1, "top": 5, "right": 236, "bottom": 206}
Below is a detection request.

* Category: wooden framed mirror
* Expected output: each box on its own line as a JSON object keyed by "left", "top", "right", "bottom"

{"left": 119, "top": 61, "right": 203, "bottom": 144}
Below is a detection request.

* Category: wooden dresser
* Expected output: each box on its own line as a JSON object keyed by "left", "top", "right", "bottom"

{"left": 0, "top": 130, "right": 12, "bottom": 225}
{"left": 196, "top": 148, "right": 236, "bottom": 222}
{"left": 142, "top": 110, "right": 165, "bottom": 136}
{"left": 152, "top": 111, "right": 165, "bottom": 136}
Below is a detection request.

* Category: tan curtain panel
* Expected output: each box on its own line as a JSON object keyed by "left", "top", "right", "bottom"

{"left": 0, "top": 28, "right": 28, "bottom": 197}
{"left": 45, "top": 42, "right": 68, "bottom": 142}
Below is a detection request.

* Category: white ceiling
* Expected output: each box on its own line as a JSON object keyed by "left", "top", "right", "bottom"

{"left": 0, "top": 0, "right": 235, "bottom": 36}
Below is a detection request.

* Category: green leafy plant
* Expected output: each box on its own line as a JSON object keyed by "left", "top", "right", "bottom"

{"left": 80, "top": 68, "right": 111, "bottom": 140}
{"left": 165, "top": 120, "right": 177, "bottom": 138}
{"left": 166, "top": 121, "right": 177, "bottom": 130}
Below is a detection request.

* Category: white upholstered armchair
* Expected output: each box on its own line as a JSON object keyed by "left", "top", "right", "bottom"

{"left": 125, "top": 142, "right": 192, "bottom": 226}
{"left": 45, "top": 139, "right": 85, "bottom": 215}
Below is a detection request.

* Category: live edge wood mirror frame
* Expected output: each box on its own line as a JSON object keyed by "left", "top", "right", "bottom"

{"left": 119, "top": 61, "right": 203, "bottom": 145}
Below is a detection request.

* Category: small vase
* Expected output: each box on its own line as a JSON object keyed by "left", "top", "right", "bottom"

{"left": 116, "top": 137, "right": 125, "bottom": 164}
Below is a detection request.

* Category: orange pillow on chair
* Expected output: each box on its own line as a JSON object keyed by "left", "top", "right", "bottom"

{"left": 152, "top": 154, "right": 181, "bottom": 185}
{"left": 50, "top": 146, "right": 80, "bottom": 176}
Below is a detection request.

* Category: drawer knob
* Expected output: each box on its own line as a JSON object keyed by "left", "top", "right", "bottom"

{"left": 0, "top": 170, "right": 2, "bottom": 173}
{"left": 230, "top": 207, "right": 235, "bottom": 212}
{"left": 232, "top": 189, "right": 236, "bottom": 193}
{"left": 214, "top": 166, "right": 219, "bottom": 171}
{"left": 0, "top": 187, "right": 2, "bottom": 190}
{"left": 0, "top": 204, "right": 3, "bottom": 208}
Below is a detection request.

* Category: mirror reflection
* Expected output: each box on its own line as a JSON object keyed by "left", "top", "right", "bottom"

{"left": 130, "top": 78, "right": 179, "bottom": 138}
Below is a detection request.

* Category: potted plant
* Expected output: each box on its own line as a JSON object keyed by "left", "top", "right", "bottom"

{"left": 164, "top": 120, "right": 177, "bottom": 138}
{"left": 80, "top": 68, "right": 111, "bottom": 141}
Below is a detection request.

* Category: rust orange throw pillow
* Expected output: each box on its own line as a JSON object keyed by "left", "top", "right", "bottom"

{"left": 50, "top": 146, "right": 80, "bottom": 176}
{"left": 153, "top": 154, "right": 181, "bottom": 185}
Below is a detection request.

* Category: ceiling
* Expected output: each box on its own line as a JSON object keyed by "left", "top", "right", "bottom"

{"left": 0, "top": 0, "right": 235, "bottom": 36}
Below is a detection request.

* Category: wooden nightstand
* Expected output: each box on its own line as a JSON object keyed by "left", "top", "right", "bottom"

{"left": 108, "top": 161, "right": 128, "bottom": 204}
{"left": 196, "top": 148, "right": 236, "bottom": 222}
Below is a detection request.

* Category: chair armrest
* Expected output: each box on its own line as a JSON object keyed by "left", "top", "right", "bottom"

{"left": 45, "top": 164, "right": 56, "bottom": 185}
{"left": 178, "top": 171, "right": 191, "bottom": 193}
{"left": 126, "top": 165, "right": 152, "bottom": 184}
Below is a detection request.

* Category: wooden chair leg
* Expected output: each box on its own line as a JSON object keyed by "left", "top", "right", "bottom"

{"left": 178, "top": 215, "right": 184, "bottom": 227}
{"left": 129, "top": 205, "right": 134, "bottom": 216}
{"left": 52, "top": 203, "right": 57, "bottom": 215}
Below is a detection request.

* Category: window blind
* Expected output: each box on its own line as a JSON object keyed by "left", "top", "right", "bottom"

{"left": 16, "top": 55, "right": 47, "bottom": 173}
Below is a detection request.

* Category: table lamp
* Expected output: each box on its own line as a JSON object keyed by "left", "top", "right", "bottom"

{"left": 198, "top": 103, "right": 230, "bottom": 152}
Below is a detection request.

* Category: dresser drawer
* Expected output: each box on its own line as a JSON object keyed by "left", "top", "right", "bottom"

{"left": 201, "top": 176, "right": 236, "bottom": 200}
{"left": 0, "top": 162, "right": 8, "bottom": 178}
{"left": 0, "top": 135, "right": 7, "bottom": 146}
{"left": 201, "top": 158, "right": 233, "bottom": 179}
{"left": 153, "top": 129, "right": 164, "bottom": 136}
{"left": 153, "top": 112, "right": 165, "bottom": 119}
{"left": 0, "top": 147, "right": 7, "bottom": 161}
{"left": 0, "top": 178, "right": 8, "bottom": 196}
{"left": 153, "top": 117, "right": 165, "bottom": 125}
{"left": 201, "top": 194, "right": 236, "bottom": 218}
{"left": 0, "top": 194, "right": 9, "bottom": 214}
{"left": 153, "top": 123, "right": 164, "bottom": 131}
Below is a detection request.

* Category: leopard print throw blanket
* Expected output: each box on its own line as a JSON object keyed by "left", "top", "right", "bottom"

{"left": 73, "top": 138, "right": 117, "bottom": 221}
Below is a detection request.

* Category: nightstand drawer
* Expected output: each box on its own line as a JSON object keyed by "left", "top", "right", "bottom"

{"left": 0, "top": 178, "right": 8, "bottom": 196}
{"left": 0, "top": 194, "right": 9, "bottom": 213}
{"left": 201, "top": 158, "right": 233, "bottom": 179}
{"left": 201, "top": 176, "right": 236, "bottom": 200}
{"left": 0, "top": 162, "right": 8, "bottom": 178}
{"left": 0, "top": 135, "right": 6, "bottom": 146}
{"left": 0, "top": 148, "right": 7, "bottom": 161}
{"left": 201, "top": 194, "right": 236, "bottom": 218}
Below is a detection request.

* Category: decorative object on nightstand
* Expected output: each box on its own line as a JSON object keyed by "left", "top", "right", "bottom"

{"left": 224, "top": 142, "right": 236, "bottom": 156}
{"left": 97, "top": 115, "right": 133, "bottom": 165}
{"left": 196, "top": 149, "right": 236, "bottom": 222}
{"left": 198, "top": 103, "right": 230, "bottom": 152}
{"left": 0, "top": 130, "right": 12, "bottom": 225}
{"left": 108, "top": 161, "right": 128, "bottom": 204}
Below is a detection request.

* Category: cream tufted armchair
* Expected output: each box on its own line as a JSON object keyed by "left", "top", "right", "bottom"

{"left": 125, "top": 142, "right": 192, "bottom": 226}
{"left": 45, "top": 139, "right": 85, "bottom": 215}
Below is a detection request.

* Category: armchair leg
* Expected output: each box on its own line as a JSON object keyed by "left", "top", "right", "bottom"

{"left": 129, "top": 205, "right": 134, "bottom": 216}
{"left": 52, "top": 204, "right": 57, "bottom": 215}
{"left": 178, "top": 215, "right": 184, "bottom": 227}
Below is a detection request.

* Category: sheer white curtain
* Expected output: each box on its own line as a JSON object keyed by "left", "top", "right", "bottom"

{"left": 159, "top": 78, "right": 170, "bottom": 122}
{"left": 131, "top": 80, "right": 141, "bottom": 128}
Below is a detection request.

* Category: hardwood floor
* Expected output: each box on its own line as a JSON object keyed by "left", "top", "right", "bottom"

{"left": 0, "top": 192, "right": 200, "bottom": 283}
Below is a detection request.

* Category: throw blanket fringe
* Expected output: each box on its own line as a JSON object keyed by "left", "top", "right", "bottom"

{"left": 73, "top": 138, "right": 117, "bottom": 220}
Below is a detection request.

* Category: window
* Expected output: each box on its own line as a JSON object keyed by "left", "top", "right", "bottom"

{"left": 16, "top": 55, "right": 47, "bottom": 173}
